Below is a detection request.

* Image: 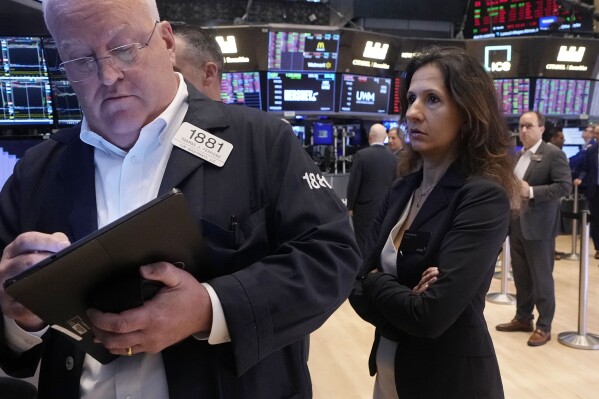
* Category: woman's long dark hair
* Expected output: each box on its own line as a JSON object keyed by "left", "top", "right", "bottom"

{"left": 399, "top": 46, "right": 520, "bottom": 208}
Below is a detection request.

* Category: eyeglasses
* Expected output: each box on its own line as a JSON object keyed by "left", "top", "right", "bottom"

{"left": 518, "top": 123, "right": 539, "bottom": 131}
{"left": 59, "top": 21, "right": 159, "bottom": 83}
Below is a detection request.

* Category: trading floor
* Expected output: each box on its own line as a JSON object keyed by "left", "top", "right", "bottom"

{"left": 309, "top": 234, "right": 599, "bottom": 399}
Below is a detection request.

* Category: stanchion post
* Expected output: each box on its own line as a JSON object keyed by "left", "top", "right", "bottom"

{"left": 558, "top": 210, "right": 599, "bottom": 349}
{"left": 486, "top": 237, "right": 516, "bottom": 305}
{"left": 563, "top": 184, "right": 580, "bottom": 261}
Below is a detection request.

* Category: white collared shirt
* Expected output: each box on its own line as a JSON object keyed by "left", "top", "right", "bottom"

{"left": 514, "top": 139, "right": 543, "bottom": 199}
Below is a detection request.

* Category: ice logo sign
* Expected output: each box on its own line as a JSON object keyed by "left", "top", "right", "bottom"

{"left": 484, "top": 45, "right": 512, "bottom": 73}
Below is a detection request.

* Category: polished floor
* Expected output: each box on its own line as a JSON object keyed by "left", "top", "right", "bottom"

{"left": 310, "top": 234, "right": 599, "bottom": 399}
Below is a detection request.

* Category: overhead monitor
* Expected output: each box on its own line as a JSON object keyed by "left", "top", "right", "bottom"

{"left": 337, "top": 30, "right": 398, "bottom": 77}
{"left": 466, "top": 0, "right": 593, "bottom": 39}
{"left": 0, "top": 36, "right": 53, "bottom": 125}
{"left": 268, "top": 30, "right": 340, "bottom": 72}
{"left": 266, "top": 71, "right": 336, "bottom": 113}
{"left": 207, "top": 26, "right": 269, "bottom": 72}
{"left": 41, "top": 37, "right": 82, "bottom": 125}
{"left": 534, "top": 38, "right": 599, "bottom": 80}
{"left": 533, "top": 78, "right": 592, "bottom": 116}
{"left": 338, "top": 74, "right": 391, "bottom": 115}
{"left": 220, "top": 71, "right": 262, "bottom": 110}
{"left": 494, "top": 78, "right": 530, "bottom": 116}
{"left": 465, "top": 38, "right": 537, "bottom": 78}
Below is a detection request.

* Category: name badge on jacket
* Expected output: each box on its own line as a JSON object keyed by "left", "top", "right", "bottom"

{"left": 399, "top": 230, "right": 431, "bottom": 254}
{"left": 531, "top": 154, "right": 542, "bottom": 162}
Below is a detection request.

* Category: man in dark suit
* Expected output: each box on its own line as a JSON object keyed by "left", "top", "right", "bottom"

{"left": 497, "top": 111, "right": 572, "bottom": 346}
{"left": 573, "top": 124, "right": 599, "bottom": 260}
{"left": 0, "top": 0, "right": 361, "bottom": 397}
{"left": 347, "top": 123, "right": 398, "bottom": 255}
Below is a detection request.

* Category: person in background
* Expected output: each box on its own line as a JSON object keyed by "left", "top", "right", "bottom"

{"left": 349, "top": 46, "right": 519, "bottom": 399}
{"left": 543, "top": 127, "right": 567, "bottom": 259}
{"left": 569, "top": 125, "right": 595, "bottom": 179}
{"left": 496, "top": 111, "right": 572, "bottom": 347}
{"left": 387, "top": 126, "right": 404, "bottom": 158}
{"left": 0, "top": 0, "right": 361, "bottom": 397}
{"left": 573, "top": 124, "right": 599, "bottom": 261}
{"left": 172, "top": 23, "right": 223, "bottom": 101}
{"left": 347, "top": 123, "right": 398, "bottom": 255}
{"left": 547, "top": 128, "right": 565, "bottom": 149}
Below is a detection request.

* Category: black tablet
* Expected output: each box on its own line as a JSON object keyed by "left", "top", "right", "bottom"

{"left": 4, "top": 188, "right": 208, "bottom": 364}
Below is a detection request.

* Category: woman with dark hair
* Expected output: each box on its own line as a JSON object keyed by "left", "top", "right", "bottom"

{"left": 349, "top": 46, "right": 519, "bottom": 399}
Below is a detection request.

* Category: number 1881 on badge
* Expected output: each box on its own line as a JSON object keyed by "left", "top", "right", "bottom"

{"left": 172, "top": 122, "right": 233, "bottom": 167}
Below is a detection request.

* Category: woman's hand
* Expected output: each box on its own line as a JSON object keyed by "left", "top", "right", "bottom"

{"left": 412, "top": 266, "right": 439, "bottom": 294}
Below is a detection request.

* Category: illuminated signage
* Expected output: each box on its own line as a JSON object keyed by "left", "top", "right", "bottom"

{"left": 350, "top": 59, "right": 390, "bottom": 70}
{"left": 545, "top": 45, "right": 588, "bottom": 72}
{"left": 363, "top": 41, "right": 389, "bottom": 60}
{"left": 557, "top": 46, "right": 585, "bottom": 63}
{"left": 215, "top": 35, "right": 238, "bottom": 54}
{"left": 484, "top": 45, "right": 512, "bottom": 73}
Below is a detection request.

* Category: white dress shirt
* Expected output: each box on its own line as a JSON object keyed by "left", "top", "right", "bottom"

{"left": 373, "top": 195, "right": 412, "bottom": 399}
{"left": 4, "top": 74, "right": 230, "bottom": 398}
{"left": 514, "top": 139, "right": 543, "bottom": 199}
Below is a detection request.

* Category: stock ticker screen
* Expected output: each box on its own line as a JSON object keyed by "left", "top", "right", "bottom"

{"left": 533, "top": 78, "right": 591, "bottom": 116}
{"left": 220, "top": 72, "right": 262, "bottom": 110}
{"left": 468, "top": 0, "right": 590, "bottom": 39}
{"left": 494, "top": 78, "right": 530, "bottom": 116}
{"left": 0, "top": 36, "right": 53, "bottom": 125}
{"left": 42, "top": 38, "right": 82, "bottom": 125}
{"left": 268, "top": 31, "right": 340, "bottom": 72}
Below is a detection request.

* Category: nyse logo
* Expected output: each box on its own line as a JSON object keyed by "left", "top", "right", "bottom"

{"left": 484, "top": 45, "right": 512, "bottom": 73}
{"left": 557, "top": 46, "right": 585, "bottom": 63}
{"left": 363, "top": 41, "right": 389, "bottom": 60}
{"left": 215, "top": 35, "right": 238, "bottom": 54}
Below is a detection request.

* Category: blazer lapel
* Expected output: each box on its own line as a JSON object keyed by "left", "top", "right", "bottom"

{"left": 409, "top": 164, "right": 465, "bottom": 231}
{"left": 522, "top": 141, "right": 545, "bottom": 182}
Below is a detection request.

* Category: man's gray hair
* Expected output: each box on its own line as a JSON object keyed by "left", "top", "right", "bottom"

{"left": 42, "top": 0, "right": 160, "bottom": 29}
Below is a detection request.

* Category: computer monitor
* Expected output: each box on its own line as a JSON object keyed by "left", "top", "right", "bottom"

{"left": 220, "top": 71, "right": 262, "bottom": 110}
{"left": 494, "top": 78, "right": 530, "bottom": 116}
{"left": 0, "top": 36, "right": 53, "bottom": 125}
{"left": 41, "top": 37, "right": 83, "bottom": 126}
{"left": 268, "top": 30, "right": 340, "bottom": 73}
{"left": 266, "top": 72, "right": 336, "bottom": 113}
{"left": 533, "top": 78, "right": 591, "bottom": 116}
{"left": 338, "top": 74, "right": 391, "bottom": 115}
{"left": 312, "top": 121, "right": 334, "bottom": 145}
